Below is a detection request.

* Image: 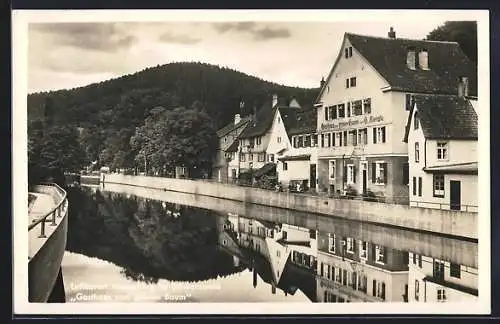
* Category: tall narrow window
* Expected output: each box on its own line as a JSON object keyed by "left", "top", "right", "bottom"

{"left": 418, "top": 177, "right": 422, "bottom": 197}
{"left": 414, "top": 112, "right": 420, "bottom": 129}
{"left": 328, "top": 233, "right": 336, "bottom": 254}
{"left": 412, "top": 177, "right": 417, "bottom": 195}
{"left": 405, "top": 93, "right": 413, "bottom": 111}
{"left": 324, "top": 107, "right": 329, "bottom": 120}
{"left": 415, "top": 142, "right": 420, "bottom": 163}
{"left": 363, "top": 98, "right": 371, "bottom": 114}
{"left": 326, "top": 133, "right": 331, "bottom": 147}
{"left": 330, "top": 161, "right": 336, "bottom": 179}
{"left": 347, "top": 102, "right": 351, "bottom": 117}
{"left": 415, "top": 280, "right": 420, "bottom": 301}
{"left": 350, "top": 77, "right": 357, "bottom": 87}
{"left": 338, "top": 104, "right": 345, "bottom": 118}
{"left": 346, "top": 79, "right": 350, "bottom": 88}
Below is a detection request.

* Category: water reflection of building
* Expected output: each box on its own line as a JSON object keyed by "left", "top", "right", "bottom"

{"left": 316, "top": 230, "right": 409, "bottom": 302}
{"left": 407, "top": 252, "right": 478, "bottom": 303}
{"left": 216, "top": 213, "right": 318, "bottom": 301}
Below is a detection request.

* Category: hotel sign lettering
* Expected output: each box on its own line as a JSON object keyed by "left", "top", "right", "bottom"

{"left": 320, "top": 115, "right": 384, "bottom": 131}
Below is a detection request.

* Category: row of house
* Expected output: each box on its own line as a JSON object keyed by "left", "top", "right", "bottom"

{"left": 213, "top": 27, "right": 478, "bottom": 210}
{"left": 216, "top": 212, "right": 478, "bottom": 303}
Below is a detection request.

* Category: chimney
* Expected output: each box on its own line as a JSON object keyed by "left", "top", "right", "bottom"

{"left": 406, "top": 48, "right": 416, "bottom": 70}
{"left": 234, "top": 113, "right": 241, "bottom": 125}
{"left": 388, "top": 27, "right": 396, "bottom": 39}
{"left": 320, "top": 77, "right": 325, "bottom": 88}
{"left": 418, "top": 49, "right": 429, "bottom": 70}
{"left": 272, "top": 94, "right": 278, "bottom": 107}
{"left": 458, "top": 77, "right": 469, "bottom": 98}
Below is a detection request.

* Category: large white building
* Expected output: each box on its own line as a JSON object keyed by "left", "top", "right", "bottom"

{"left": 314, "top": 27, "right": 477, "bottom": 203}
{"left": 407, "top": 252, "right": 478, "bottom": 302}
{"left": 403, "top": 93, "right": 478, "bottom": 212}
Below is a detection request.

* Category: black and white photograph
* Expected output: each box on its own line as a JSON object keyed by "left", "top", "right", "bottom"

{"left": 12, "top": 9, "right": 490, "bottom": 315}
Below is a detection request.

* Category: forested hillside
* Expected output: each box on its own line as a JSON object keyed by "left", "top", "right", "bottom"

{"left": 27, "top": 62, "right": 319, "bottom": 172}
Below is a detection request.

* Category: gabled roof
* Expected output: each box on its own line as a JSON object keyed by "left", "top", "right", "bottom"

{"left": 216, "top": 115, "right": 253, "bottom": 137}
{"left": 403, "top": 94, "right": 478, "bottom": 142}
{"left": 238, "top": 97, "right": 303, "bottom": 139}
{"left": 287, "top": 107, "right": 317, "bottom": 136}
{"left": 316, "top": 32, "right": 477, "bottom": 103}
{"left": 225, "top": 138, "right": 240, "bottom": 152}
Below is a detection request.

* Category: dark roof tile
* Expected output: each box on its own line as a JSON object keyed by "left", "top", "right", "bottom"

{"left": 346, "top": 33, "right": 477, "bottom": 96}
{"left": 404, "top": 95, "right": 478, "bottom": 141}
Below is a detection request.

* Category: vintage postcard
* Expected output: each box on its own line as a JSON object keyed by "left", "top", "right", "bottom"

{"left": 13, "top": 9, "right": 490, "bottom": 315}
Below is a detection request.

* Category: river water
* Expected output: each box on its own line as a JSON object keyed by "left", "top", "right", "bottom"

{"left": 61, "top": 184, "right": 478, "bottom": 303}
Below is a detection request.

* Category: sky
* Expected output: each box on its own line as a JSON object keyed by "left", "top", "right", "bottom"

{"left": 23, "top": 10, "right": 482, "bottom": 94}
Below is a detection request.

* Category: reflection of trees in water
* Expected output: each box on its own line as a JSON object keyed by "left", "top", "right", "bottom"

{"left": 66, "top": 186, "right": 241, "bottom": 283}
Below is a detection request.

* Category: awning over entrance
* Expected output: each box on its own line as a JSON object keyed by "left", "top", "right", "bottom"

{"left": 253, "top": 163, "right": 276, "bottom": 177}
{"left": 277, "top": 154, "right": 311, "bottom": 162}
{"left": 423, "top": 162, "right": 477, "bottom": 175}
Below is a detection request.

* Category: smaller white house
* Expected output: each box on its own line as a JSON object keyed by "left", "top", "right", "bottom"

{"left": 407, "top": 252, "right": 478, "bottom": 303}
{"left": 403, "top": 93, "right": 478, "bottom": 212}
{"left": 276, "top": 108, "right": 318, "bottom": 191}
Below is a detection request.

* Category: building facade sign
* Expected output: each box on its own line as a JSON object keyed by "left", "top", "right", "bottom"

{"left": 320, "top": 115, "right": 384, "bottom": 131}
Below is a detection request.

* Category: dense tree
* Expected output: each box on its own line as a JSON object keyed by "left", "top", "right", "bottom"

{"left": 426, "top": 21, "right": 477, "bottom": 64}
{"left": 27, "top": 62, "right": 319, "bottom": 168}
{"left": 130, "top": 106, "right": 218, "bottom": 177}
{"left": 28, "top": 118, "right": 87, "bottom": 186}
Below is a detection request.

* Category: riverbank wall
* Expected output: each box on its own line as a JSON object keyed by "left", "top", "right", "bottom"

{"left": 102, "top": 174, "right": 478, "bottom": 241}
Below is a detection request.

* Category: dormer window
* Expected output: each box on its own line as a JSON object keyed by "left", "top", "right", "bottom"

{"left": 407, "top": 47, "right": 417, "bottom": 70}
{"left": 418, "top": 49, "right": 429, "bottom": 70}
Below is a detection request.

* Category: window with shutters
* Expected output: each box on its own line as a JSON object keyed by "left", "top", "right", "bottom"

{"left": 328, "top": 233, "right": 336, "bottom": 254}
{"left": 433, "top": 259, "right": 445, "bottom": 281}
{"left": 375, "top": 244, "right": 386, "bottom": 264}
{"left": 352, "top": 100, "right": 363, "bottom": 116}
{"left": 372, "top": 126, "right": 386, "bottom": 144}
{"left": 330, "top": 105, "right": 337, "bottom": 119}
{"left": 372, "top": 161, "right": 387, "bottom": 185}
{"left": 347, "top": 164, "right": 355, "bottom": 184}
{"left": 363, "top": 98, "right": 371, "bottom": 114}
{"left": 359, "top": 240, "right": 368, "bottom": 260}
{"left": 350, "top": 77, "right": 357, "bottom": 87}
{"left": 338, "top": 104, "right": 345, "bottom": 118}
{"left": 350, "top": 130, "right": 358, "bottom": 146}
{"left": 358, "top": 128, "right": 368, "bottom": 146}
{"left": 346, "top": 237, "right": 355, "bottom": 253}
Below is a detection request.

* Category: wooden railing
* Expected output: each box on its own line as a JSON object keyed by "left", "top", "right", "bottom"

{"left": 28, "top": 183, "right": 68, "bottom": 239}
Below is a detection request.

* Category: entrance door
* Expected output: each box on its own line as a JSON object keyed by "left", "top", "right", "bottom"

{"left": 450, "top": 180, "right": 461, "bottom": 210}
{"left": 231, "top": 169, "right": 237, "bottom": 180}
{"left": 361, "top": 162, "right": 367, "bottom": 194}
{"left": 310, "top": 164, "right": 317, "bottom": 189}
